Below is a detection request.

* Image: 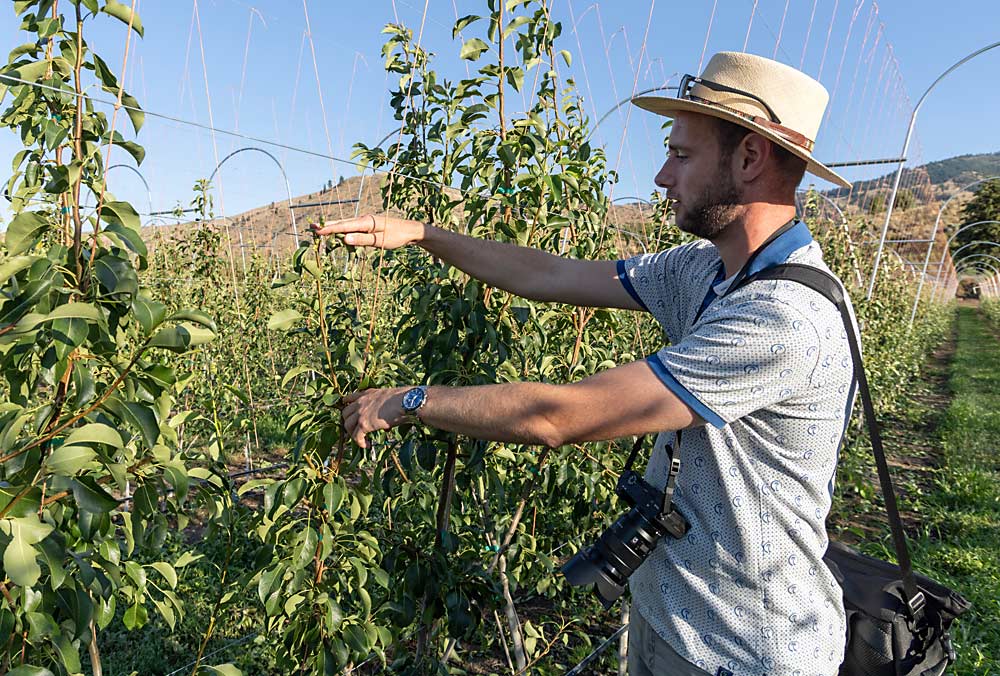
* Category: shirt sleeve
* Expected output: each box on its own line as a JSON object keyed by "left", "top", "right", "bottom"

{"left": 618, "top": 244, "right": 697, "bottom": 340}
{"left": 646, "top": 297, "right": 822, "bottom": 428}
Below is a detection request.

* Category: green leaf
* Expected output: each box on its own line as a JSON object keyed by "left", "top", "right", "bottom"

{"left": 102, "top": 0, "right": 144, "bottom": 37}
{"left": 503, "top": 16, "right": 531, "bottom": 38}
{"left": 51, "top": 317, "right": 88, "bottom": 362}
{"left": 198, "top": 665, "right": 242, "bottom": 676}
{"left": 148, "top": 323, "right": 216, "bottom": 352}
{"left": 1, "top": 515, "right": 53, "bottom": 586}
{"left": 153, "top": 598, "right": 175, "bottom": 630}
{"left": 71, "top": 477, "right": 120, "bottom": 514}
{"left": 295, "top": 527, "right": 318, "bottom": 569}
{"left": 558, "top": 49, "right": 572, "bottom": 67}
{"left": 165, "top": 309, "right": 218, "bottom": 333}
{"left": 112, "top": 138, "right": 146, "bottom": 165}
{"left": 267, "top": 308, "right": 303, "bottom": 331}
{"left": 0, "top": 485, "right": 41, "bottom": 518}
{"left": 42, "top": 302, "right": 102, "bottom": 324}
{"left": 163, "top": 463, "right": 189, "bottom": 503}
{"left": 122, "top": 602, "right": 147, "bottom": 630}
{"left": 132, "top": 483, "right": 158, "bottom": 517}
{"left": 459, "top": 38, "right": 490, "bottom": 61}
{"left": 0, "top": 254, "right": 41, "bottom": 284}
{"left": 343, "top": 623, "right": 370, "bottom": 654}
{"left": 64, "top": 422, "right": 124, "bottom": 449}
{"left": 99, "top": 200, "right": 141, "bottom": 231}
{"left": 123, "top": 402, "right": 159, "bottom": 448}
{"left": 150, "top": 561, "right": 177, "bottom": 589}
{"left": 0, "top": 57, "right": 71, "bottom": 84}
{"left": 53, "top": 632, "right": 81, "bottom": 674}
{"left": 36, "top": 536, "right": 67, "bottom": 590}
{"left": 95, "top": 254, "right": 138, "bottom": 296}
{"left": 105, "top": 222, "right": 148, "bottom": 257}
{"left": 6, "top": 665, "right": 55, "bottom": 676}
{"left": 257, "top": 566, "right": 283, "bottom": 605}
{"left": 505, "top": 66, "right": 525, "bottom": 92}
{"left": 4, "top": 211, "right": 48, "bottom": 254}
{"left": 452, "top": 14, "right": 481, "bottom": 37}
{"left": 0, "top": 279, "right": 51, "bottom": 329}
{"left": 280, "top": 365, "right": 313, "bottom": 388}
{"left": 131, "top": 295, "right": 167, "bottom": 335}
{"left": 120, "top": 92, "right": 144, "bottom": 133}
{"left": 175, "top": 551, "right": 203, "bottom": 568}
{"left": 72, "top": 365, "right": 97, "bottom": 409}
{"left": 44, "top": 445, "right": 97, "bottom": 476}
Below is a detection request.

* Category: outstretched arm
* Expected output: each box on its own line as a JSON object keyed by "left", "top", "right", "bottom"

{"left": 340, "top": 359, "right": 702, "bottom": 449}
{"left": 312, "top": 214, "right": 643, "bottom": 310}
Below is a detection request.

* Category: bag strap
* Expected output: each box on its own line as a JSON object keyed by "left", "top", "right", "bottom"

{"left": 736, "top": 263, "right": 925, "bottom": 618}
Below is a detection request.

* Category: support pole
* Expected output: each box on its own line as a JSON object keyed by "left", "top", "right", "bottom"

{"left": 867, "top": 40, "right": 1000, "bottom": 301}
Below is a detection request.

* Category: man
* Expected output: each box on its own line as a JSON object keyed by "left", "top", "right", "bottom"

{"left": 316, "top": 52, "right": 855, "bottom": 676}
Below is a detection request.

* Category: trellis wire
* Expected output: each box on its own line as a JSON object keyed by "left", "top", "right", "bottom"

{"left": 565, "top": 623, "right": 629, "bottom": 675}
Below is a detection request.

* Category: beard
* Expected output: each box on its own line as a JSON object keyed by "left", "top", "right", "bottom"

{"left": 675, "top": 166, "right": 742, "bottom": 239}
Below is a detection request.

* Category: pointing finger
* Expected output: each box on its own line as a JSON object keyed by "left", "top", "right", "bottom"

{"left": 312, "top": 216, "right": 379, "bottom": 236}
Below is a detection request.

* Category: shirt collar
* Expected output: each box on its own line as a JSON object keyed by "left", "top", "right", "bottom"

{"left": 711, "top": 219, "right": 814, "bottom": 294}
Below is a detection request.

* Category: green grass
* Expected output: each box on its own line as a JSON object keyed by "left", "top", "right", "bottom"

{"left": 907, "top": 306, "right": 1000, "bottom": 673}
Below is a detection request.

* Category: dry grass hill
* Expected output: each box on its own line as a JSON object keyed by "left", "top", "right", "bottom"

{"left": 143, "top": 151, "right": 999, "bottom": 270}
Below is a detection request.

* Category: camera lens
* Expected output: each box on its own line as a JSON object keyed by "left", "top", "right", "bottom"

{"left": 561, "top": 505, "right": 665, "bottom": 608}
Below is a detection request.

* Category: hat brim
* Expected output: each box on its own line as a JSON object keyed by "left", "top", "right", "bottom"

{"left": 631, "top": 96, "right": 851, "bottom": 189}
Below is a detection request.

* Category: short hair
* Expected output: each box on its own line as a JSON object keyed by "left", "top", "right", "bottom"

{"left": 712, "top": 117, "right": 807, "bottom": 189}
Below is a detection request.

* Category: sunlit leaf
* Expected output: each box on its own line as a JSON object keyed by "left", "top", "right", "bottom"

{"left": 459, "top": 38, "right": 490, "bottom": 61}
{"left": 99, "top": 200, "right": 141, "bottom": 231}
{"left": 44, "top": 444, "right": 97, "bottom": 476}
{"left": 64, "top": 423, "right": 124, "bottom": 449}
{"left": 102, "top": 0, "right": 144, "bottom": 37}
{"left": 150, "top": 561, "right": 177, "bottom": 589}
{"left": 0, "top": 515, "right": 53, "bottom": 586}
{"left": 0, "top": 254, "right": 41, "bottom": 285}
{"left": 148, "top": 323, "right": 216, "bottom": 352}
{"left": 4, "top": 211, "right": 48, "bottom": 255}
{"left": 267, "top": 308, "right": 303, "bottom": 331}
{"left": 164, "top": 309, "right": 218, "bottom": 333}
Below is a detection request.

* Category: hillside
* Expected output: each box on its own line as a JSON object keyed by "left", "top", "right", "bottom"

{"left": 143, "top": 174, "right": 663, "bottom": 259}
{"left": 827, "top": 150, "right": 1000, "bottom": 203}
{"left": 144, "top": 150, "right": 1000, "bottom": 272}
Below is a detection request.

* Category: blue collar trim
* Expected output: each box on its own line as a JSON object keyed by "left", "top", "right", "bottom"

{"left": 740, "top": 219, "right": 814, "bottom": 280}
{"left": 698, "top": 220, "right": 814, "bottom": 321}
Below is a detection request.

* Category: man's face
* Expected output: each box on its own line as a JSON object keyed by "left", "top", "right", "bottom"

{"left": 654, "top": 112, "right": 743, "bottom": 240}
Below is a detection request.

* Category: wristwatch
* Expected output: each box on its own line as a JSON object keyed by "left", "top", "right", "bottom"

{"left": 401, "top": 386, "right": 428, "bottom": 419}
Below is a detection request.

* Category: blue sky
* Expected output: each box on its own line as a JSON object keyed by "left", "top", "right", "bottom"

{"left": 2, "top": 0, "right": 999, "bottom": 222}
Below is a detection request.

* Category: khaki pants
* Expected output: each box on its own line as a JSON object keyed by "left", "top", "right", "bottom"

{"left": 627, "top": 604, "right": 713, "bottom": 676}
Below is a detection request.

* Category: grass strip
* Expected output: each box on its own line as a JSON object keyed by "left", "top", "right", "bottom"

{"left": 883, "top": 306, "right": 1000, "bottom": 673}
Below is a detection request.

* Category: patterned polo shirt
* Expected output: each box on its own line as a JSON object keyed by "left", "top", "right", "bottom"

{"left": 617, "top": 221, "right": 855, "bottom": 676}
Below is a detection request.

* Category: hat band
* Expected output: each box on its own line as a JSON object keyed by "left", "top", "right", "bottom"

{"left": 688, "top": 95, "right": 816, "bottom": 153}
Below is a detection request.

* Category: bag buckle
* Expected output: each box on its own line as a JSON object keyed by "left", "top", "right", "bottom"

{"left": 906, "top": 590, "right": 926, "bottom": 619}
{"left": 943, "top": 632, "right": 956, "bottom": 663}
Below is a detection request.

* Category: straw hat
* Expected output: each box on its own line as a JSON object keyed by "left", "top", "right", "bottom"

{"left": 632, "top": 51, "right": 850, "bottom": 188}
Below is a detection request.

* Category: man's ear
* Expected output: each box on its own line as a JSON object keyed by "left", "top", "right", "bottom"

{"left": 736, "top": 132, "right": 770, "bottom": 183}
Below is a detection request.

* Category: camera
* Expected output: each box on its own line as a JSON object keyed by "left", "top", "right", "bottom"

{"left": 560, "top": 456, "right": 688, "bottom": 609}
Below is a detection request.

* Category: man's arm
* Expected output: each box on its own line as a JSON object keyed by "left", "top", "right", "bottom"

{"left": 312, "top": 215, "right": 643, "bottom": 310}
{"left": 340, "top": 360, "right": 703, "bottom": 449}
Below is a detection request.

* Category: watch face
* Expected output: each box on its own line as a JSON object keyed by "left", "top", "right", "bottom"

{"left": 402, "top": 387, "right": 425, "bottom": 412}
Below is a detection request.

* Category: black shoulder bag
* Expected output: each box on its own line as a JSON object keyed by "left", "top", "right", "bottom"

{"left": 735, "top": 263, "right": 970, "bottom": 676}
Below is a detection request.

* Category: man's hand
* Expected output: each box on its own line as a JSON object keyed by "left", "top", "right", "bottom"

{"left": 342, "top": 386, "right": 410, "bottom": 449}
{"left": 311, "top": 214, "right": 424, "bottom": 250}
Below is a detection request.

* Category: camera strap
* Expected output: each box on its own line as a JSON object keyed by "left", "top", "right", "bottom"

{"left": 622, "top": 434, "right": 646, "bottom": 473}
{"left": 734, "top": 262, "right": 924, "bottom": 618}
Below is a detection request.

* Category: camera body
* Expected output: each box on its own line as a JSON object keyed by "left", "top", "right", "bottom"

{"left": 561, "top": 459, "right": 689, "bottom": 609}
